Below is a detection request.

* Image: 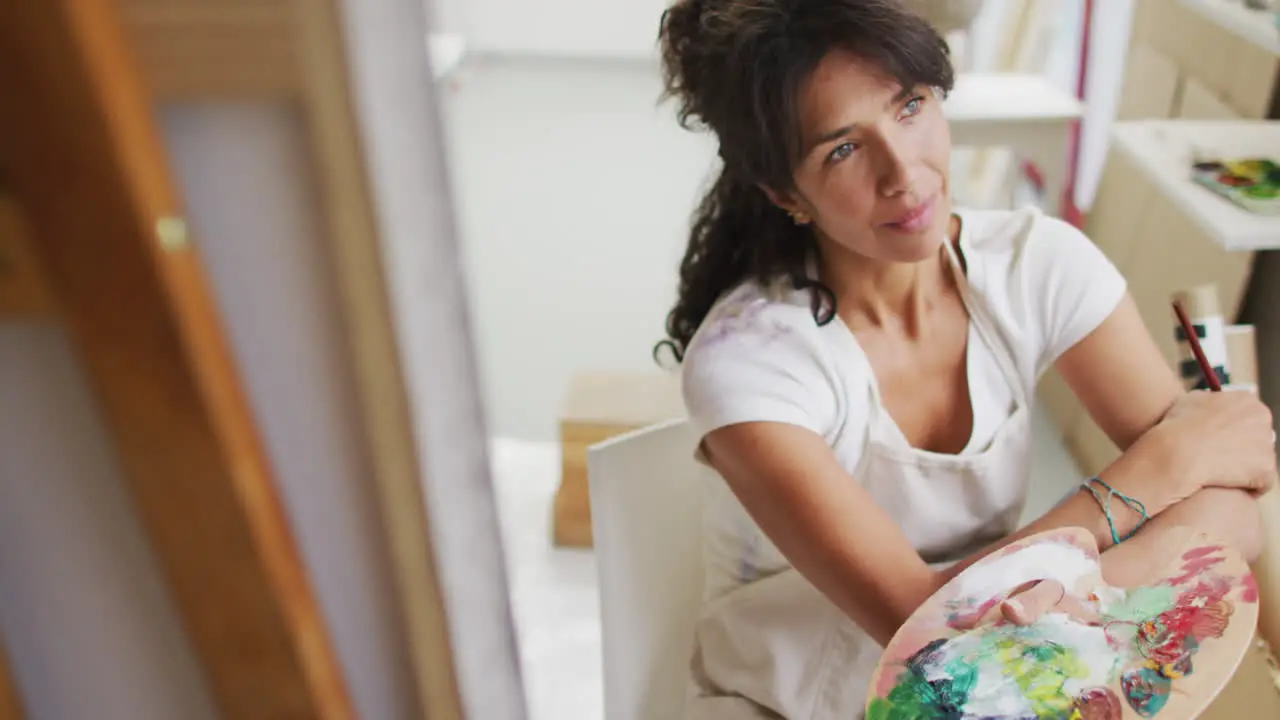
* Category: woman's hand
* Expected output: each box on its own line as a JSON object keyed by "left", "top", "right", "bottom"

{"left": 1151, "top": 390, "right": 1276, "bottom": 497}
{"left": 949, "top": 579, "right": 1101, "bottom": 630}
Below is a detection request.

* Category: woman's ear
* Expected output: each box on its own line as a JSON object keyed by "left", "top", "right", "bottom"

{"left": 758, "top": 184, "right": 812, "bottom": 226}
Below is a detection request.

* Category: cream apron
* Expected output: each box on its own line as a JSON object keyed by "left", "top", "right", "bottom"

{"left": 688, "top": 242, "right": 1035, "bottom": 719}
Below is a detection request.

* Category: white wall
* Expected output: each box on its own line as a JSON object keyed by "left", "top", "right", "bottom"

{"left": 0, "top": 105, "right": 420, "bottom": 718}
{"left": 442, "top": 57, "right": 717, "bottom": 441}
{"left": 436, "top": 0, "right": 669, "bottom": 58}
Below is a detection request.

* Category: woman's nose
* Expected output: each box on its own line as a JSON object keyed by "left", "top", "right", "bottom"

{"left": 876, "top": 133, "right": 914, "bottom": 198}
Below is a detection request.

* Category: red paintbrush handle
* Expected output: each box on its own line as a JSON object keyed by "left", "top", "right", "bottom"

{"left": 1173, "top": 300, "right": 1222, "bottom": 392}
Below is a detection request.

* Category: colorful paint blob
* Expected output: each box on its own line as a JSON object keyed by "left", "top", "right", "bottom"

{"left": 1191, "top": 157, "right": 1280, "bottom": 215}
{"left": 867, "top": 528, "right": 1258, "bottom": 720}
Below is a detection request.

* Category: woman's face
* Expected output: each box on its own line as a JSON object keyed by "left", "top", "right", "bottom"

{"left": 770, "top": 49, "right": 953, "bottom": 264}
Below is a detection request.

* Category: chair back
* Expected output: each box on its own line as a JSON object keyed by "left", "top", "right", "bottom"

{"left": 589, "top": 419, "right": 707, "bottom": 720}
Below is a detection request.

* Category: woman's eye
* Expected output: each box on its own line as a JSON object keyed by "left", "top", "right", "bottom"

{"left": 902, "top": 95, "right": 925, "bottom": 118}
{"left": 828, "top": 142, "right": 858, "bottom": 163}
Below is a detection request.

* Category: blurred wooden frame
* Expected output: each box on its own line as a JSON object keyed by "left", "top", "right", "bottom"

{"left": 0, "top": 0, "right": 513, "bottom": 717}
{"left": 0, "top": 197, "right": 57, "bottom": 320}
{"left": 0, "top": 641, "right": 19, "bottom": 720}
{"left": 0, "top": 1, "right": 355, "bottom": 716}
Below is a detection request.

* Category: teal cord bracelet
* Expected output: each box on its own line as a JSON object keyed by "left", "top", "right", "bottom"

{"left": 1081, "top": 476, "right": 1150, "bottom": 546}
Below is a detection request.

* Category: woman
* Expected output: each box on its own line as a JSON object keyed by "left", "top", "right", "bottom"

{"left": 655, "top": 1, "right": 1277, "bottom": 717}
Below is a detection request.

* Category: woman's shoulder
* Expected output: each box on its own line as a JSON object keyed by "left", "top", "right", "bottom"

{"left": 956, "top": 205, "right": 1111, "bottom": 286}
{"left": 955, "top": 205, "right": 1127, "bottom": 377}
{"left": 680, "top": 278, "right": 851, "bottom": 444}
{"left": 684, "top": 279, "right": 832, "bottom": 366}
{"left": 956, "top": 205, "right": 1083, "bottom": 256}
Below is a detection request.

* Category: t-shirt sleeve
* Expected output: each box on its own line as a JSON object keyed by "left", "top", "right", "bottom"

{"left": 1022, "top": 214, "right": 1128, "bottom": 377}
{"left": 680, "top": 298, "right": 839, "bottom": 443}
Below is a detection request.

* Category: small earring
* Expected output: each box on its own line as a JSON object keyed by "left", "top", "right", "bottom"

{"left": 790, "top": 211, "right": 810, "bottom": 225}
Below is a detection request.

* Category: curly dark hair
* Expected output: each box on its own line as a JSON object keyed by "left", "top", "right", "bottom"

{"left": 654, "top": 0, "right": 955, "bottom": 363}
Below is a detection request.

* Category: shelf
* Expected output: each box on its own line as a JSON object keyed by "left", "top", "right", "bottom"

{"left": 1176, "top": 0, "right": 1280, "bottom": 57}
{"left": 1110, "top": 119, "right": 1280, "bottom": 251}
{"left": 945, "top": 73, "right": 1083, "bottom": 125}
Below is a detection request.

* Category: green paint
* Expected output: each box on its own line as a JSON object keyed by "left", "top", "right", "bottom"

{"left": 866, "top": 663, "right": 975, "bottom": 720}
{"left": 1104, "top": 586, "right": 1177, "bottom": 623}
{"left": 871, "top": 625, "right": 1097, "bottom": 719}
{"left": 868, "top": 639, "right": 977, "bottom": 720}
{"left": 998, "top": 636, "right": 1088, "bottom": 717}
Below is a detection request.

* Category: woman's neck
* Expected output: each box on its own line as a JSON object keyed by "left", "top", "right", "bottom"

{"left": 821, "top": 216, "right": 961, "bottom": 334}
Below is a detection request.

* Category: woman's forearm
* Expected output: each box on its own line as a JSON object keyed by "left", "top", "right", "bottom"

{"left": 936, "top": 492, "right": 1114, "bottom": 587}
{"left": 936, "top": 425, "right": 1187, "bottom": 587}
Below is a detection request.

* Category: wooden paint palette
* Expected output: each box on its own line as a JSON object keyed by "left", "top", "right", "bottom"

{"left": 867, "top": 527, "right": 1258, "bottom": 719}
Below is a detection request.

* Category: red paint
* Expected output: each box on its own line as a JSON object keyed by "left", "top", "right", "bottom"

{"left": 1242, "top": 573, "right": 1259, "bottom": 603}
{"left": 1137, "top": 579, "right": 1235, "bottom": 673}
{"left": 1183, "top": 545, "right": 1224, "bottom": 560}
{"left": 1167, "top": 547, "right": 1226, "bottom": 586}
{"left": 1073, "top": 686, "right": 1123, "bottom": 719}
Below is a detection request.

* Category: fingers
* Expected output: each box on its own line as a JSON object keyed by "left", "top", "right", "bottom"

{"left": 1253, "top": 470, "right": 1279, "bottom": 496}
{"left": 1001, "top": 579, "right": 1065, "bottom": 626}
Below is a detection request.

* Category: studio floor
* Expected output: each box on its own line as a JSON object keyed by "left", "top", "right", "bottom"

{"left": 486, "top": 404, "right": 1082, "bottom": 720}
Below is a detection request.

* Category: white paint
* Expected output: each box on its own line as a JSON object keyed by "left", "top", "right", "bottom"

{"left": 928, "top": 613, "right": 1116, "bottom": 716}
{"left": 910, "top": 537, "right": 1130, "bottom": 714}
{"left": 921, "top": 633, "right": 1032, "bottom": 717}
{"left": 1038, "top": 613, "right": 1119, "bottom": 688}
{"left": 953, "top": 538, "right": 1098, "bottom": 600}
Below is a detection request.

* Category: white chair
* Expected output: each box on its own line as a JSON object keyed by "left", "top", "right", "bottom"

{"left": 589, "top": 419, "right": 707, "bottom": 720}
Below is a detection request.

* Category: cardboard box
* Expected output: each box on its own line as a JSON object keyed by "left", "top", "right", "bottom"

{"left": 555, "top": 372, "right": 683, "bottom": 547}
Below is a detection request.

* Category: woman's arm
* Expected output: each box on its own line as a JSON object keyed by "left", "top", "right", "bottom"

{"left": 704, "top": 394, "right": 1272, "bottom": 646}
{"left": 701, "top": 421, "right": 945, "bottom": 647}
{"left": 701, "top": 413, "right": 1190, "bottom": 646}
{"left": 944, "top": 296, "right": 1274, "bottom": 585}
{"left": 935, "top": 424, "right": 1183, "bottom": 586}
{"left": 1053, "top": 293, "right": 1183, "bottom": 452}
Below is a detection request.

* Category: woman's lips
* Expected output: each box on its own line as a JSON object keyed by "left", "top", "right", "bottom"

{"left": 884, "top": 194, "right": 937, "bottom": 234}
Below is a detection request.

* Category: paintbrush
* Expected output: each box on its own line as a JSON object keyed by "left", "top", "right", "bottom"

{"left": 1173, "top": 299, "right": 1223, "bottom": 392}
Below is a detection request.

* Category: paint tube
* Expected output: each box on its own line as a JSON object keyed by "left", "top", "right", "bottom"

{"left": 1172, "top": 284, "right": 1231, "bottom": 391}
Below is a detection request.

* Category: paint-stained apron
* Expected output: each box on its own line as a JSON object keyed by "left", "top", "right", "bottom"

{"left": 687, "top": 241, "right": 1035, "bottom": 719}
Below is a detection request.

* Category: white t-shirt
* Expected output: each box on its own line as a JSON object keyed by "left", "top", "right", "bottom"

{"left": 681, "top": 206, "right": 1127, "bottom": 600}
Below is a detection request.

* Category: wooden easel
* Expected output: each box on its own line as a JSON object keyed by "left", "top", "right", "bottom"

{"left": 0, "top": 2, "right": 357, "bottom": 716}
{"left": 0, "top": 1, "right": 511, "bottom": 717}
{"left": 0, "top": 643, "right": 19, "bottom": 720}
